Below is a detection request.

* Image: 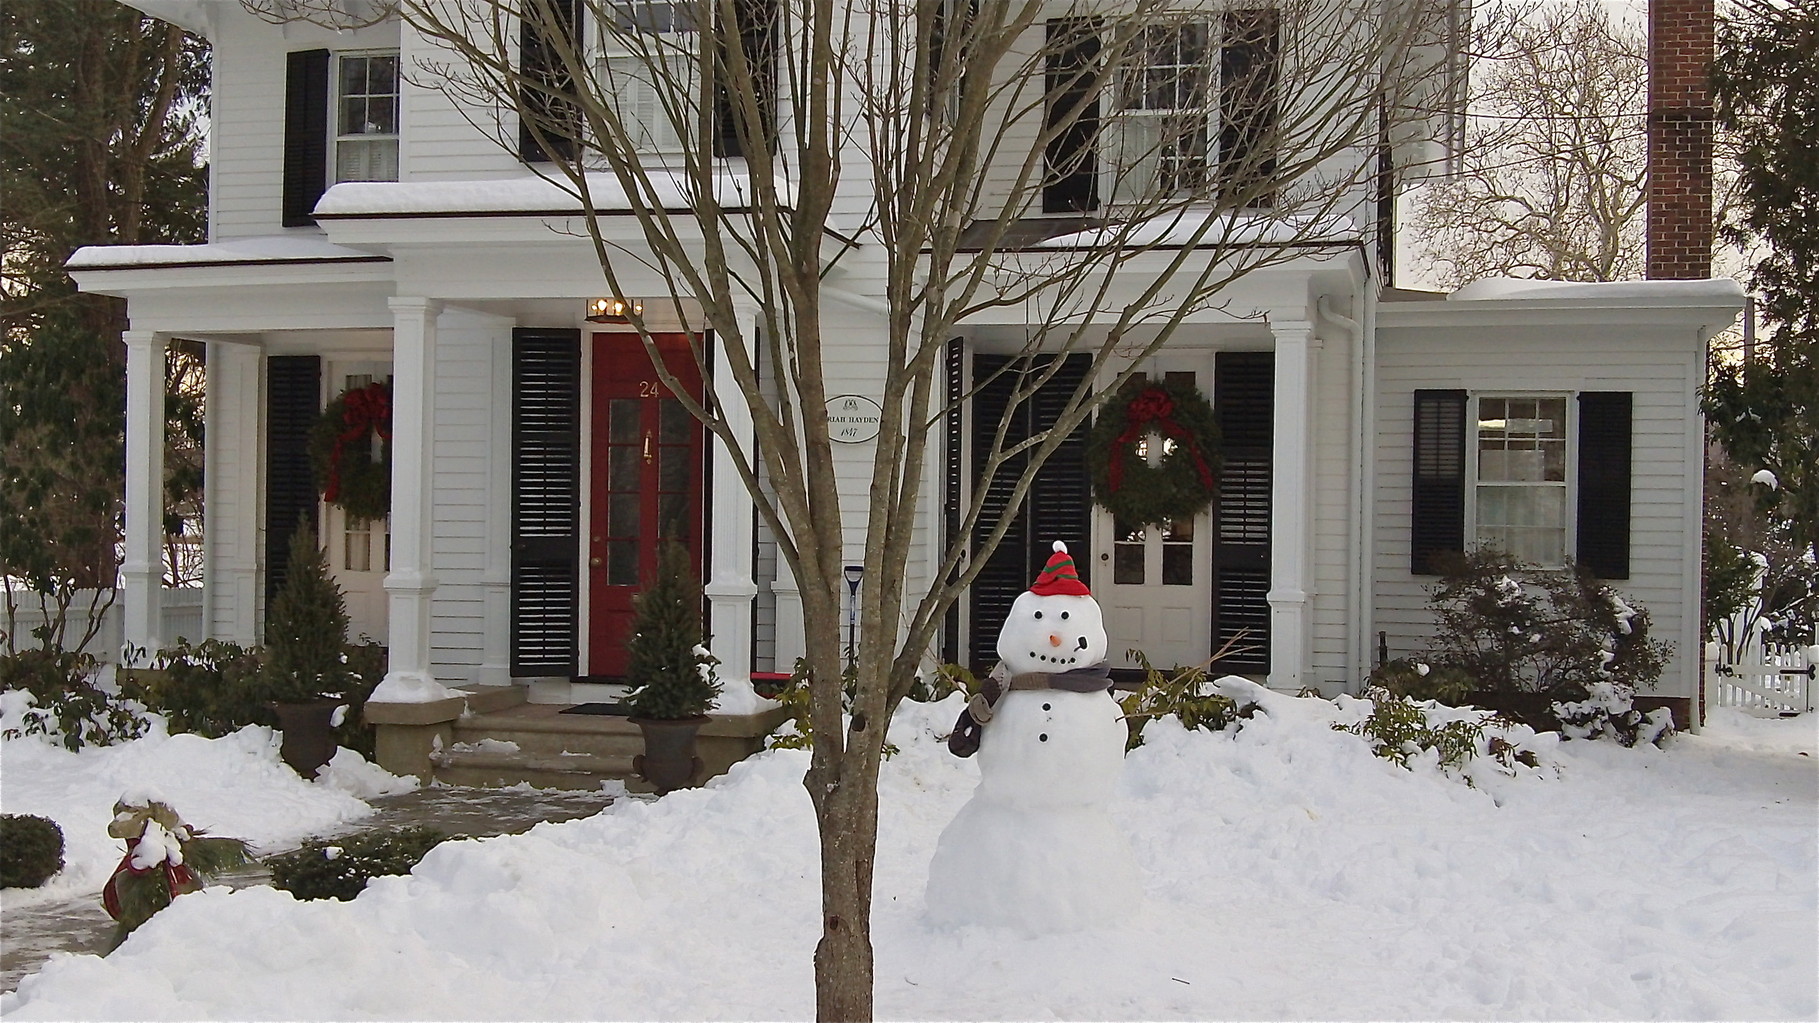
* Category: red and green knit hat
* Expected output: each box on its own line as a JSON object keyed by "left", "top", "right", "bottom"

{"left": 1029, "top": 540, "right": 1091, "bottom": 596}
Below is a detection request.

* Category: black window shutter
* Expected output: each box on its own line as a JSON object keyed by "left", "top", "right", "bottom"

{"left": 511, "top": 328, "right": 582, "bottom": 675}
{"left": 1219, "top": 8, "right": 1279, "bottom": 206}
{"left": 941, "top": 336, "right": 964, "bottom": 666}
{"left": 1213, "top": 351, "right": 1272, "bottom": 672}
{"left": 265, "top": 356, "right": 321, "bottom": 611}
{"left": 1043, "top": 18, "right": 1101, "bottom": 214}
{"left": 1576, "top": 391, "right": 1632, "bottom": 579}
{"left": 282, "top": 50, "right": 331, "bottom": 227}
{"left": 519, "top": 0, "right": 582, "bottom": 164}
{"left": 713, "top": 0, "right": 778, "bottom": 159}
{"left": 967, "top": 353, "right": 1091, "bottom": 668}
{"left": 1411, "top": 389, "right": 1467, "bottom": 574}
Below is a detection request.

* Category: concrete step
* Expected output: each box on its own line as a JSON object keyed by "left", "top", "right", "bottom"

{"left": 450, "top": 714, "right": 646, "bottom": 759}
{"left": 429, "top": 748, "right": 639, "bottom": 791}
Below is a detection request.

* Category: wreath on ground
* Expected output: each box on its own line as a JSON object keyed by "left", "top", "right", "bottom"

{"left": 309, "top": 381, "right": 392, "bottom": 521}
{"left": 1086, "top": 376, "right": 1222, "bottom": 529}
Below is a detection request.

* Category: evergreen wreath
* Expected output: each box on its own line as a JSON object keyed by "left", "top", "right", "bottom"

{"left": 1087, "top": 376, "right": 1222, "bottom": 529}
{"left": 309, "top": 381, "right": 392, "bottom": 521}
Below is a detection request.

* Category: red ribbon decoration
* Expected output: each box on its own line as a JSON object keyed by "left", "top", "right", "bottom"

{"left": 1107, "top": 386, "right": 1215, "bottom": 492}
{"left": 323, "top": 383, "right": 392, "bottom": 503}
{"left": 101, "top": 849, "right": 198, "bottom": 921}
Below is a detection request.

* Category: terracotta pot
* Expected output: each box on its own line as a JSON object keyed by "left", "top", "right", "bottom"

{"left": 270, "top": 700, "right": 343, "bottom": 779}
{"left": 632, "top": 716, "right": 708, "bottom": 794}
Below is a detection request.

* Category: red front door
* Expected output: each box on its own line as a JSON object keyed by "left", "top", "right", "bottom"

{"left": 588, "top": 332, "right": 705, "bottom": 677}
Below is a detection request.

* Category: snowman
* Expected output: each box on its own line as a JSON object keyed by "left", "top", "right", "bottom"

{"left": 925, "top": 541, "right": 1142, "bottom": 933}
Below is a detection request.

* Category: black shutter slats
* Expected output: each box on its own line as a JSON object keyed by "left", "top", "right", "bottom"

{"left": 519, "top": 0, "right": 582, "bottom": 163}
{"left": 1213, "top": 351, "right": 1271, "bottom": 672}
{"left": 1411, "top": 389, "right": 1467, "bottom": 574}
{"left": 511, "top": 328, "right": 581, "bottom": 675}
{"left": 967, "top": 353, "right": 1092, "bottom": 668}
{"left": 1219, "top": 8, "right": 1279, "bottom": 206}
{"left": 265, "top": 356, "right": 321, "bottom": 611}
{"left": 1043, "top": 17, "right": 1101, "bottom": 213}
{"left": 282, "top": 50, "right": 330, "bottom": 228}
{"left": 1576, "top": 391, "right": 1632, "bottom": 580}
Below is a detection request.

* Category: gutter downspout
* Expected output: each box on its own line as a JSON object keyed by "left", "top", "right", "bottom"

{"left": 1319, "top": 292, "right": 1366, "bottom": 691}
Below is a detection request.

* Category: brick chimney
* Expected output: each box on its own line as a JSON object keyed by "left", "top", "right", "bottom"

{"left": 1647, "top": 0, "right": 1715, "bottom": 279}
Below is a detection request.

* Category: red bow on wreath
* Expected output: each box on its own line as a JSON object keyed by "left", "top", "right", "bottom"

{"left": 1108, "top": 386, "right": 1215, "bottom": 492}
{"left": 324, "top": 384, "right": 392, "bottom": 503}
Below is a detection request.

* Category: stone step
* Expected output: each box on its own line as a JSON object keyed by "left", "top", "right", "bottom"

{"left": 450, "top": 715, "right": 646, "bottom": 759}
{"left": 429, "top": 748, "right": 639, "bottom": 791}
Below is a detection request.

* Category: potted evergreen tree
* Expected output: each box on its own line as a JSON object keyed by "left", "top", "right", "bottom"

{"left": 624, "top": 540, "right": 721, "bottom": 794}
{"left": 259, "top": 519, "right": 355, "bottom": 778}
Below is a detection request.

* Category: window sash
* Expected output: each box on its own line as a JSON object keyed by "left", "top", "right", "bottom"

{"left": 595, "top": 3, "right": 700, "bottom": 156}
{"left": 1106, "top": 21, "right": 1215, "bottom": 202}
{"left": 333, "top": 51, "right": 400, "bottom": 183}
{"left": 1467, "top": 394, "right": 1574, "bottom": 568}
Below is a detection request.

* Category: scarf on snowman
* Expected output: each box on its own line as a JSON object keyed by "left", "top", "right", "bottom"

{"left": 946, "top": 662, "right": 1128, "bottom": 758}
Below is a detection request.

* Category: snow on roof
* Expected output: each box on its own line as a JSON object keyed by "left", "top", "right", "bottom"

{"left": 315, "top": 170, "right": 787, "bottom": 218}
{"left": 67, "top": 236, "right": 386, "bottom": 271}
{"left": 1448, "top": 277, "right": 1747, "bottom": 304}
{"left": 1034, "top": 209, "right": 1359, "bottom": 249}
{"left": 115, "top": 0, "right": 218, "bottom": 39}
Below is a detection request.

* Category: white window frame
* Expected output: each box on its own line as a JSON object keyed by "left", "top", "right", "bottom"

{"left": 332, "top": 49, "right": 401, "bottom": 184}
{"left": 593, "top": 2, "right": 700, "bottom": 157}
{"left": 1103, "top": 19, "right": 1217, "bottom": 205}
{"left": 1464, "top": 392, "right": 1578, "bottom": 569}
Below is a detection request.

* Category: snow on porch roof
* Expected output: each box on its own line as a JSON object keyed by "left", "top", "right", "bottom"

{"left": 67, "top": 236, "right": 389, "bottom": 271}
{"left": 1033, "top": 209, "right": 1360, "bottom": 249}
{"left": 313, "top": 170, "right": 789, "bottom": 219}
{"left": 1448, "top": 277, "right": 1747, "bottom": 304}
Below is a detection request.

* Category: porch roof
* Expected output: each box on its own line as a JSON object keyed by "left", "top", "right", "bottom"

{"left": 67, "top": 236, "right": 388, "bottom": 272}
{"left": 313, "top": 170, "right": 793, "bottom": 220}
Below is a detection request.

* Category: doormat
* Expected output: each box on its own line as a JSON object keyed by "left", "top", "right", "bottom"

{"left": 559, "top": 702, "right": 635, "bottom": 717}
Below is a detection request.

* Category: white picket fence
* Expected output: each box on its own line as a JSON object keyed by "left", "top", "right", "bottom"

{"left": 1705, "top": 633, "right": 1817, "bottom": 717}
{"left": 2, "top": 588, "right": 204, "bottom": 664}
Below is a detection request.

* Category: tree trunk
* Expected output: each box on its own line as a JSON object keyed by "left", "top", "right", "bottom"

{"left": 812, "top": 755, "right": 880, "bottom": 1022}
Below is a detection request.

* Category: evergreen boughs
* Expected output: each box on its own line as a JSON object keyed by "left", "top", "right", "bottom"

{"left": 269, "top": 826, "right": 449, "bottom": 902}
{"left": 1086, "top": 377, "right": 1222, "bottom": 529}
{"left": 102, "top": 799, "right": 249, "bottom": 949}
{"left": 260, "top": 520, "right": 352, "bottom": 703}
{"left": 624, "top": 541, "right": 720, "bottom": 720}
{"left": 1, "top": 814, "right": 65, "bottom": 888}
{"left": 1709, "top": 2, "right": 1819, "bottom": 557}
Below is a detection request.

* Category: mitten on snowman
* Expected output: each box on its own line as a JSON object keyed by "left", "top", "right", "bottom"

{"left": 948, "top": 541, "right": 1118, "bottom": 757}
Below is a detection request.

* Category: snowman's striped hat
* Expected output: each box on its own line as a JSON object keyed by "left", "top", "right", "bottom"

{"left": 1030, "top": 540, "right": 1091, "bottom": 596}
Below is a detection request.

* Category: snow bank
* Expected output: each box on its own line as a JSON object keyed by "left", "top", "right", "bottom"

{"left": 0, "top": 721, "right": 404, "bottom": 906}
{"left": 3, "top": 698, "right": 1813, "bottom": 1021}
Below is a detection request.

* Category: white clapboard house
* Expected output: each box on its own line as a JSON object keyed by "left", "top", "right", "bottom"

{"left": 70, "top": 0, "right": 1742, "bottom": 781}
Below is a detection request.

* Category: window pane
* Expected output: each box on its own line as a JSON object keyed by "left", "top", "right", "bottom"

{"left": 1114, "top": 543, "right": 1145, "bottom": 585}
{"left": 658, "top": 492, "right": 688, "bottom": 539}
{"left": 335, "top": 138, "right": 398, "bottom": 182}
{"left": 659, "top": 443, "right": 689, "bottom": 494}
{"left": 608, "top": 446, "right": 640, "bottom": 494}
{"left": 340, "top": 56, "right": 367, "bottom": 96}
{"left": 608, "top": 493, "right": 641, "bottom": 539}
{"left": 609, "top": 399, "right": 641, "bottom": 443}
{"left": 370, "top": 54, "right": 398, "bottom": 95}
{"left": 659, "top": 398, "right": 690, "bottom": 442}
{"left": 606, "top": 539, "right": 638, "bottom": 586}
{"left": 1162, "top": 543, "right": 1193, "bottom": 586}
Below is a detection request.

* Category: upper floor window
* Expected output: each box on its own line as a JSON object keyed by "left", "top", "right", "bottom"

{"left": 335, "top": 52, "right": 400, "bottom": 183}
{"left": 595, "top": 2, "right": 699, "bottom": 155}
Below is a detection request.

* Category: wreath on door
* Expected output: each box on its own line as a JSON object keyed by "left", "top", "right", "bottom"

{"left": 309, "top": 381, "right": 392, "bottom": 521}
{"left": 1086, "top": 376, "right": 1221, "bottom": 529}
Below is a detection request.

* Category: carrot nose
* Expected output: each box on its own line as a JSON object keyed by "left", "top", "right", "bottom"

{"left": 1049, "top": 634, "right": 1063, "bottom": 647}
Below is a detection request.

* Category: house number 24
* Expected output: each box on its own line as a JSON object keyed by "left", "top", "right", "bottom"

{"left": 638, "top": 380, "right": 664, "bottom": 397}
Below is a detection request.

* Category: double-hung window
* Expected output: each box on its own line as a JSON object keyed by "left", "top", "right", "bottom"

{"left": 334, "top": 51, "right": 400, "bottom": 183}
{"left": 595, "top": 2, "right": 699, "bottom": 155}
{"left": 1469, "top": 395, "right": 1571, "bottom": 567}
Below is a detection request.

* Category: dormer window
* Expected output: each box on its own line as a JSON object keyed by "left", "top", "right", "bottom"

{"left": 335, "top": 51, "right": 401, "bottom": 182}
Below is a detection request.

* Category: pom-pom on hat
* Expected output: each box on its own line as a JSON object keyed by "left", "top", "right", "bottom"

{"left": 1030, "top": 540, "right": 1091, "bottom": 596}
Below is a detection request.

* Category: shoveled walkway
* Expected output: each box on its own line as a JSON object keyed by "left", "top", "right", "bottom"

{"left": 1, "top": 784, "right": 629, "bottom": 993}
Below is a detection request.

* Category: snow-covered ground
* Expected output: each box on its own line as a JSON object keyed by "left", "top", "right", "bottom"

{"left": 2, "top": 688, "right": 1813, "bottom": 1021}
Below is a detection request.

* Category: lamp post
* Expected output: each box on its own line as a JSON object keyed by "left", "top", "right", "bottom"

{"left": 844, "top": 565, "right": 864, "bottom": 671}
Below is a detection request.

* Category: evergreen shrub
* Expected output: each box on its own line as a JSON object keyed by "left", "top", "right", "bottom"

{"left": 0, "top": 813, "right": 64, "bottom": 888}
{"left": 623, "top": 541, "right": 720, "bottom": 719}
{"left": 269, "top": 826, "right": 450, "bottom": 901}
{"left": 260, "top": 519, "right": 353, "bottom": 703}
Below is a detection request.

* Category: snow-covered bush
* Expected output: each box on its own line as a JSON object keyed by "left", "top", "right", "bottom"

{"left": 1421, "top": 548, "right": 1669, "bottom": 701}
{"left": 0, "top": 648, "right": 149, "bottom": 750}
{"left": 1552, "top": 681, "right": 1675, "bottom": 747}
{"left": 1118, "top": 651, "right": 1245, "bottom": 750}
{"left": 0, "top": 813, "right": 64, "bottom": 888}
{"left": 1338, "top": 689, "right": 1541, "bottom": 780}
{"left": 1367, "top": 657, "right": 1474, "bottom": 704}
{"left": 268, "top": 826, "right": 449, "bottom": 902}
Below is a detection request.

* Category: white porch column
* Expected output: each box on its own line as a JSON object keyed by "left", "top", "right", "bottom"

{"left": 770, "top": 552, "right": 805, "bottom": 670}
{"left": 1268, "top": 319, "right": 1318, "bottom": 689}
{"left": 705, "top": 317, "right": 758, "bottom": 685}
{"left": 381, "top": 298, "right": 443, "bottom": 691}
{"left": 203, "top": 341, "right": 263, "bottom": 645}
{"left": 122, "top": 331, "right": 168, "bottom": 661}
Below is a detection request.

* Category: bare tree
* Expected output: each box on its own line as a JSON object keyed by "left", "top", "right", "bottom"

{"left": 1408, "top": 0, "right": 1647, "bottom": 286}
{"left": 285, "top": 0, "right": 1457, "bottom": 1014}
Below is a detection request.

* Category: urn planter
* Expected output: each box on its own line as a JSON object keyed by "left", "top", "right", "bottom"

{"left": 632, "top": 715, "right": 708, "bottom": 794}
{"left": 270, "top": 699, "right": 343, "bottom": 779}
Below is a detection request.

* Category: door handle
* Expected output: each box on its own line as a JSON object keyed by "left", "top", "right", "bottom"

{"left": 590, "top": 556, "right": 603, "bottom": 566}
{"left": 643, "top": 434, "right": 653, "bottom": 465}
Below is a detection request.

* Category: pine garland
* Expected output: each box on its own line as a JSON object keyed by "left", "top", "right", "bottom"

{"left": 308, "top": 381, "right": 391, "bottom": 521}
{"left": 1087, "top": 377, "right": 1222, "bottom": 528}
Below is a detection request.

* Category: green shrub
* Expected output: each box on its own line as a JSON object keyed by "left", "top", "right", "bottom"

{"left": 1552, "top": 682, "right": 1675, "bottom": 747}
{"left": 130, "top": 638, "right": 268, "bottom": 738}
{"left": 0, "top": 648, "right": 149, "bottom": 750}
{"left": 1118, "top": 651, "right": 1244, "bottom": 751}
{"left": 260, "top": 520, "right": 354, "bottom": 703}
{"left": 1339, "top": 688, "right": 1539, "bottom": 777}
{"left": 1368, "top": 658, "right": 1475, "bottom": 704}
{"left": 0, "top": 814, "right": 64, "bottom": 888}
{"left": 269, "top": 826, "right": 450, "bottom": 901}
{"left": 1420, "top": 548, "right": 1670, "bottom": 701}
{"left": 624, "top": 541, "right": 720, "bottom": 720}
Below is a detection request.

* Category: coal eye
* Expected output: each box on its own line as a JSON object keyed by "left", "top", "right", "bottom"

{"left": 1033, "top": 611, "right": 1043, "bottom": 620}
{"left": 1060, "top": 611, "right": 1070, "bottom": 620}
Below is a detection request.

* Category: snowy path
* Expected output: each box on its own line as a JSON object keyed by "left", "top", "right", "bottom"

{"left": 2, "top": 696, "right": 1813, "bottom": 1021}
